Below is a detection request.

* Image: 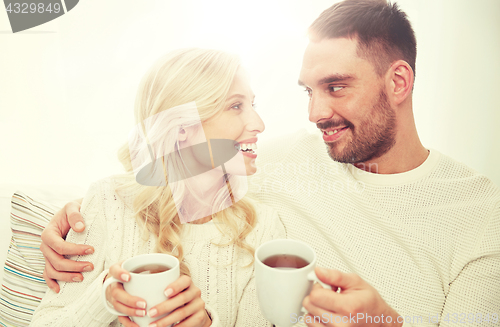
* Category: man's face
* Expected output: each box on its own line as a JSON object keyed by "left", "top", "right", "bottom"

{"left": 298, "top": 37, "right": 396, "bottom": 164}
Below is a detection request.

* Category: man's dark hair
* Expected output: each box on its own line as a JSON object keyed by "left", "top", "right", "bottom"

{"left": 309, "top": 0, "right": 417, "bottom": 78}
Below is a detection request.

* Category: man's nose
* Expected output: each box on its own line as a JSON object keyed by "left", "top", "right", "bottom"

{"left": 308, "top": 94, "right": 333, "bottom": 124}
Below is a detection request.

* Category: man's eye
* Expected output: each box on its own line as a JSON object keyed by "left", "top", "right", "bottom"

{"left": 330, "top": 86, "right": 344, "bottom": 92}
{"left": 252, "top": 103, "right": 257, "bottom": 109}
{"left": 304, "top": 89, "right": 312, "bottom": 97}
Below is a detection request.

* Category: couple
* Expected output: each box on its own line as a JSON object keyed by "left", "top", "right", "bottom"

{"left": 33, "top": 47, "right": 285, "bottom": 327}
{"left": 34, "top": 0, "right": 500, "bottom": 326}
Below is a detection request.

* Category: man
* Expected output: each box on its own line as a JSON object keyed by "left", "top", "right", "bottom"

{"left": 40, "top": 0, "right": 500, "bottom": 326}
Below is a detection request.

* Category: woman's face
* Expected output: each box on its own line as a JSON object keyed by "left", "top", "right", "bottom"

{"left": 202, "top": 67, "right": 265, "bottom": 176}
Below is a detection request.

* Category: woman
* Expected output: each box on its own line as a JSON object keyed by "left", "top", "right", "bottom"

{"left": 31, "top": 48, "right": 285, "bottom": 327}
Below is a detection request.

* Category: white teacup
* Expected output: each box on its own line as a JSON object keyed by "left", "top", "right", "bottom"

{"left": 101, "top": 253, "right": 180, "bottom": 327}
{"left": 255, "top": 239, "right": 331, "bottom": 327}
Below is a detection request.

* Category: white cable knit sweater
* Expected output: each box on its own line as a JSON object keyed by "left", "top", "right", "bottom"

{"left": 31, "top": 178, "right": 286, "bottom": 327}
{"left": 248, "top": 129, "right": 500, "bottom": 327}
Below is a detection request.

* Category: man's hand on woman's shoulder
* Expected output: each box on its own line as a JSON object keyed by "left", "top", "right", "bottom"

{"left": 40, "top": 199, "right": 95, "bottom": 293}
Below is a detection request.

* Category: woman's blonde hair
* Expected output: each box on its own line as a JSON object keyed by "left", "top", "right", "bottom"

{"left": 115, "top": 48, "right": 257, "bottom": 276}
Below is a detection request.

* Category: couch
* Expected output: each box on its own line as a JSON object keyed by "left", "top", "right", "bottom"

{"left": 0, "top": 185, "right": 85, "bottom": 327}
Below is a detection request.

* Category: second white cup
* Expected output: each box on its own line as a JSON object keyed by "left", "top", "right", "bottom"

{"left": 255, "top": 239, "right": 331, "bottom": 327}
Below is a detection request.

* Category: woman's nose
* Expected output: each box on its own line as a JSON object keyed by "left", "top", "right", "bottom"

{"left": 246, "top": 109, "right": 265, "bottom": 134}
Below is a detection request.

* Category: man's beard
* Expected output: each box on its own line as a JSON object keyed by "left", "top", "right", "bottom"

{"left": 317, "top": 90, "right": 396, "bottom": 164}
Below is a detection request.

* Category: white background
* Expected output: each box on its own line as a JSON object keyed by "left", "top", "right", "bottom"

{"left": 1, "top": 0, "right": 499, "bottom": 190}
{"left": 0, "top": 0, "right": 499, "bottom": 280}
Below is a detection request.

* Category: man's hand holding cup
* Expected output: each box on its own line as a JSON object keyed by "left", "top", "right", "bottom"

{"left": 302, "top": 268, "right": 402, "bottom": 327}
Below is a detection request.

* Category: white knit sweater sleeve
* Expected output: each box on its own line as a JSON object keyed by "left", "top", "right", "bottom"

{"left": 31, "top": 181, "right": 117, "bottom": 327}
{"left": 234, "top": 203, "right": 287, "bottom": 326}
{"left": 439, "top": 202, "right": 500, "bottom": 327}
{"left": 204, "top": 303, "right": 221, "bottom": 326}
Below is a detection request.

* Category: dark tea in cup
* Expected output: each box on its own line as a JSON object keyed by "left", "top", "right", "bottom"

{"left": 131, "top": 264, "right": 171, "bottom": 274}
{"left": 262, "top": 254, "right": 309, "bottom": 270}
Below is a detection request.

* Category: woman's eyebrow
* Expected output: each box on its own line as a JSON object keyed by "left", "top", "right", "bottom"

{"left": 226, "top": 94, "right": 253, "bottom": 101}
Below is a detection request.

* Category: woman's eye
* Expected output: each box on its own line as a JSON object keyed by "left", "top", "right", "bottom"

{"left": 304, "top": 89, "right": 312, "bottom": 97}
{"left": 230, "top": 103, "right": 242, "bottom": 110}
{"left": 252, "top": 103, "right": 257, "bottom": 109}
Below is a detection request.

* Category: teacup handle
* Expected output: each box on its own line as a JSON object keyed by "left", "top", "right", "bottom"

{"left": 102, "top": 277, "right": 127, "bottom": 316}
{"left": 307, "top": 271, "right": 332, "bottom": 290}
{"left": 301, "top": 271, "right": 333, "bottom": 313}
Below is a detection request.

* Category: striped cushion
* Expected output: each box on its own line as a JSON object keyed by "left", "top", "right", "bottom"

{"left": 0, "top": 192, "right": 59, "bottom": 327}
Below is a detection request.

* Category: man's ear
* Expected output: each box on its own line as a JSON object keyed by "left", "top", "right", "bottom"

{"left": 387, "top": 60, "right": 414, "bottom": 106}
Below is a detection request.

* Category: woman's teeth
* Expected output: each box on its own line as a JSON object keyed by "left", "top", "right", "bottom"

{"left": 239, "top": 143, "right": 257, "bottom": 154}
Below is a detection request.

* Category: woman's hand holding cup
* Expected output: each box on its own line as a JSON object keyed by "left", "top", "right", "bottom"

{"left": 146, "top": 275, "right": 211, "bottom": 327}
{"left": 105, "top": 272, "right": 211, "bottom": 327}
{"left": 102, "top": 254, "right": 211, "bottom": 327}
{"left": 104, "top": 260, "right": 147, "bottom": 327}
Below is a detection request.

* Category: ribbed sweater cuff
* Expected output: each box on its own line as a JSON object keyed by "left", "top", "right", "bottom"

{"left": 205, "top": 303, "right": 221, "bottom": 326}
{"left": 77, "top": 269, "right": 117, "bottom": 324}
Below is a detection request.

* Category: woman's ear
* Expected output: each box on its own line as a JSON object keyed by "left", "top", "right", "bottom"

{"left": 178, "top": 127, "right": 187, "bottom": 142}
{"left": 179, "top": 124, "right": 205, "bottom": 146}
{"left": 387, "top": 60, "right": 414, "bottom": 106}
